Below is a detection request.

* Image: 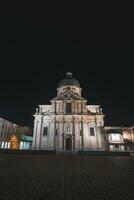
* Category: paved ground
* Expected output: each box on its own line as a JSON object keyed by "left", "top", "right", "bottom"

{"left": 0, "top": 154, "right": 134, "bottom": 200}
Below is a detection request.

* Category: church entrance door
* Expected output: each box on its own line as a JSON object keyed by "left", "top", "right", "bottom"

{"left": 65, "top": 138, "right": 72, "bottom": 151}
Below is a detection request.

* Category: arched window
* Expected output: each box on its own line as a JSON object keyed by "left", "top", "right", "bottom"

{"left": 66, "top": 103, "right": 71, "bottom": 114}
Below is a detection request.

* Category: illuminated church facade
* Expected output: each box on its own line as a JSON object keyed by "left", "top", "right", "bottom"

{"left": 32, "top": 72, "right": 134, "bottom": 152}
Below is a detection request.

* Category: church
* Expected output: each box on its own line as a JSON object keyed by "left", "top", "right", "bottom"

{"left": 32, "top": 72, "right": 106, "bottom": 151}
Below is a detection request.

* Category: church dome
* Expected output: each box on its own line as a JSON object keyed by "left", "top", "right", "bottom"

{"left": 58, "top": 72, "right": 80, "bottom": 88}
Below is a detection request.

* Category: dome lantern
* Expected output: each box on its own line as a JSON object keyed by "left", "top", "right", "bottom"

{"left": 66, "top": 72, "right": 73, "bottom": 78}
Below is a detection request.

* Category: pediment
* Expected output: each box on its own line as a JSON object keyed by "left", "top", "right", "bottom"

{"left": 52, "top": 90, "right": 85, "bottom": 101}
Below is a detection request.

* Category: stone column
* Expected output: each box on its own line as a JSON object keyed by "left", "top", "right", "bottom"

{"left": 32, "top": 119, "right": 38, "bottom": 149}
{"left": 75, "top": 120, "right": 80, "bottom": 151}
{"left": 78, "top": 102, "right": 81, "bottom": 113}
{"left": 51, "top": 101, "right": 55, "bottom": 114}
{"left": 55, "top": 102, "right": 57, "bottom": 114}
{"left": 62, "top": 117, "right": 65, "bottom": 150}
{"left": 99, "top": 126, "right": 105, "bottom": 150}
{"left": 74, "top": 102, "right": 77, "bottom": 114}
{"left": 55, "top": 102, "right": 56, "bottom": 114}
{"left": 39, "top": 121, "right": 43, "bottom": 150}
{"left": 64, "top": 102, "right": 67, "bottom": 114}
{"left": 71, "top": 102, "right": 74, "bottom": 114}
{"left": 35, "top": 119, "right": 42, "bottom": 150}
{"left": 49, "top": 116, "right": 55, "bottom": 150}
{"left": 58, "top": 120, "right": 63, "bottom": 151}
{"left": 81, "top": 117, "right": 84, "bottom": 150}
{"left": 96, "top": 125, "right": 105, "bottom": 150}
{"left": 82, "top": 101, "right": 87, "bottom": 114}
{"left": 57, "top": 102, "right": 60, "bottom": 114}
{"left": 83, "top": 121, "right": 88, "bottom": 150}
{"left": 95, "top": 123, "right": 99, "bottom": 151}
{"left": 55, "top": 121, "right": 59, "bottom": 149}
{"left": 72, "top": 116, "right": 75, "bottom": 150}
{"left": 56, "top": 102, "right": 58, "bottom": 114}
{"left": 60, "top": 102, "right": 62, "bottom": 114}
{"left": 62, "top": 102, "right": 64, "bottom": 114}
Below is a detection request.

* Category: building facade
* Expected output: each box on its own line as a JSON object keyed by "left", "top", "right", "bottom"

{"left": 0, "top": 117, "right": 18, "bottom": 149}
{"left": 32, "top": 72, "right": 105, "bottom": 151}
{"left": 19, "top": 135, "right": 33, "bottom": 150}
{"left": 0, "top": 117, "right": 32, "bottom": 150}
{"left": 104, "top": 126, "right": 134, "bottom": 151}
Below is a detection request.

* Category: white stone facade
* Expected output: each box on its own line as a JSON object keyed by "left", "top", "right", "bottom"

{"left": 32, "top": 72, "right": 105, "bottom": 151}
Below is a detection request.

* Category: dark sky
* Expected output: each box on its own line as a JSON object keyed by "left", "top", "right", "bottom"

{"left": 0, "top": 2, "right": 134, "bottom": 128}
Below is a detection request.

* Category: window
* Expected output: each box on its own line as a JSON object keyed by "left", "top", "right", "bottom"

{"left": 43, "top": 127, "right": 48, "bottom": 136}
{"left": 90, "top": 127, "right": 95, "bottom": 136}
{"left": 66, "top": 103, "right": 71, "bottom": 114}
{"left": 110, "top": 133, "right": 122, "bottom": 142}
{"left": 2, "top": 124, "right": 4, "bottom": 130}
{"left": 55, "top": 129, "right": 58, "bottom": 136}
{"left": 1, "top": 131, "right": 4, "bottom": 137}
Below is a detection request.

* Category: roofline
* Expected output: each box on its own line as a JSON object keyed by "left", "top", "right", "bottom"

{"left": 0, "top": 117, "right": 18, "bottom": 126}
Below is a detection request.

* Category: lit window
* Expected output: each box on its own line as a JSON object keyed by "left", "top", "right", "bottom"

{"left": 110, "top": 133, "right": 123, "bottom": 142}
{"left": 1, "top": 142, "right": 4, "bottom": 148}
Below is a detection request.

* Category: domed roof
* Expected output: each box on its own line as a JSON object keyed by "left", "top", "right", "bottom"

{"left": 58, "top": 72, "right": 80, "bottom": 88}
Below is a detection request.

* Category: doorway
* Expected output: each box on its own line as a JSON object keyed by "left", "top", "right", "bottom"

{"left": 114, "top": 144, "right": 120, "bottom": 151}
{"left": 65, "top": 138, "right": 72, "bottom": 150}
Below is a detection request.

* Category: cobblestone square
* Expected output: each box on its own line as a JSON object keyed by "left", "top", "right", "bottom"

{"left": 0, "top": 154, "right": 134, "bottom": 200}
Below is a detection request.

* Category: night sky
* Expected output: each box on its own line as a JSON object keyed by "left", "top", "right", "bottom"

{"left": 0, "top": 2, "right": 134, "bottom": 128}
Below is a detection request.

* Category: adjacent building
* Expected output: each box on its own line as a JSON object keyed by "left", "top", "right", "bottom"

{"left": 0, "top": 117, "right": 32, "bottom": 150}
{"left": 0, "top": 117, "right": 18, "bottom": 149}
{"left": 104, "top": 126, "right": 134, "bottom": 151}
